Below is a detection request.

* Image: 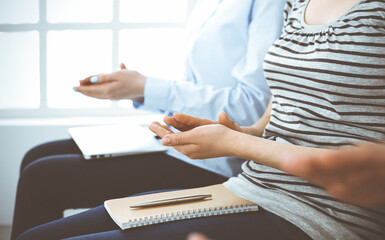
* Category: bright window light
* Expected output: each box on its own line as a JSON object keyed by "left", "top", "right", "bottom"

{"left": 0, "top": 31, "right": 40, "bottom": 108}
{"left": 120, "top": 0, "right": 187, "bottom": 23}
{"left": 0, "top": 0, "right": 39, "bottom": 24}
{"left": 47, "top": 0, "right": 113, "bottom": 23}
{"left": 0, "top": 0, "right": 193, "bottom": 117}
{"left": 47, "top": 30, "right": 113, "bottom": 108}
{"left": 119, "top": 28, "right": 186, "bottom": 80}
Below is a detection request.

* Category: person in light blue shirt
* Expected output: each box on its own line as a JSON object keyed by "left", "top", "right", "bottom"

{"left": 11, "top": 1, "right": 286, "bottom": 239}
{"left": 73, "top": 0, "right": 285, "bottom": 177}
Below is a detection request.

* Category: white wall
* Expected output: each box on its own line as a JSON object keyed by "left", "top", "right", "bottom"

{"left": 0, "top": 124, "right": 69, "bottom": 225}
{"left": 0, "top": 114, "right": 162, "bottom": 226}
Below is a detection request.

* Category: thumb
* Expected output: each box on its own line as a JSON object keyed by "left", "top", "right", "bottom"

{"left": 120, "top": 63, "right": 127, "bottom": 70}
{"left": 162, "top": 132, "right": 190, "bottom": 146}
{"left": 218, "top": 112, "right": 241, "bottom": 131}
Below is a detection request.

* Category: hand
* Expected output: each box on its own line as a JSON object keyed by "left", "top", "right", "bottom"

{"left": 187, "top": 233, "right": 211, "bottom": 240}
{"left": 281, "top": 143, "right": 385, "bottom": 207}
{"left": 149, "top": 122, "right": 237, "bottom": 159}
{"left": 164, "top": 112, "right": 243, "bottom": 132}
{"left": 73, "top": 63, "right": 146, "bottom": 100}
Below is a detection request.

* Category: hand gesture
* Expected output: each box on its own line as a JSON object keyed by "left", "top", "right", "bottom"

{"left": 281, "top": 143, "right": 385, "bottom": 207}
{"left": 187, "top": 233, "right": 211, "bottom": 240}
{"left": 73, "top": 63, "right": 146, "bottom": 100}
{"left": 164, "top": 112, "right": 242, "bottom": 132}
{"left": 149, "top": 121, "right": 238, "bottom": 159}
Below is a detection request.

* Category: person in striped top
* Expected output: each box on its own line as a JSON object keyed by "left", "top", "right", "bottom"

{"left": 15, "top": 0, "right": 385, "bottom": 239}
{"left": 152, "top": 0, "right": 385, "bottom": 239}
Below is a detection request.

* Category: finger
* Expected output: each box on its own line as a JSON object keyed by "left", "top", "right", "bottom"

{"left": 162, "top": 131, "right": 194, "bottom": 146}
{"left": 78, "top": 76, "right": 94, "bottom": 86}
{"left": 303, "top": 153, "right": 355, "bottom": 186}
{"left": 79, "top": 73, "right": 115, "bottom": 86}
{"left": 314, "top": 147, "right": 380, "bottom": 187}
{"left": 163, "top": 116, "right": 193, "bottom": 131}
{"left": 74, "top": 85, "right": 111, "bottom": 99}
{"left": 120, "top": 63, "right": 127, "bottom": 70}
{"left": 173, "top": 113, "right": 216, "bottom": 128}
{"left": 148, "top": 122, "right": 174, "bottom": 138}
{"left": 218, "top": 111, "right": 241, "bottom": 131}
{"left": 161, "top": 124, "right": 173, "bottom": 132}
{"left": 314, "top": 149, "right": 363, "bottom": 175}
{"left": 187, "top": 233, "right": 211, "bottom": 240}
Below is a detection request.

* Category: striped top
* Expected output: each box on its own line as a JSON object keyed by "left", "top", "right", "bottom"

{"left": 224, "top": 0, "right": 385, "bottom": 239}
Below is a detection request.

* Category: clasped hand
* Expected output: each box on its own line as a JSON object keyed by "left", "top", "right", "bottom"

{"left": 149, "top": 112, "right": 245, "bottom": 159}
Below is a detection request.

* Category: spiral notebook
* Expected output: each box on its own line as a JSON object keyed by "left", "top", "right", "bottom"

{"left": 104, "top": 184, "right": 259, "bottom": 230}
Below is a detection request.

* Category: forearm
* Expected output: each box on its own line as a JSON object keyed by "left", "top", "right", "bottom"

{"left": 228, "top": 131, "right": 330, "bottom": 170}
{"left": 151, "top": 117, "right": 329, "bottom": 170}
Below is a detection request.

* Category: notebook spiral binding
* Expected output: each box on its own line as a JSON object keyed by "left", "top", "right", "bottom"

{"left": 122, "top": 204, "right": 259, "bottom": 229}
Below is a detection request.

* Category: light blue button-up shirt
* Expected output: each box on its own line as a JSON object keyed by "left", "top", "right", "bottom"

{"left": 137, "top": 0, "right": 285, "bottom": 177}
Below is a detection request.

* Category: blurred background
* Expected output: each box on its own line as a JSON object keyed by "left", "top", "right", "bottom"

{"left": 0, "top": 0, "right": 196, "bottom": 238}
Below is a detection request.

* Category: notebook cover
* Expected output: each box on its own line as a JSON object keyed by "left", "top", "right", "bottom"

{"left": 104, "top": 184, "right": 259, "bottom": 230}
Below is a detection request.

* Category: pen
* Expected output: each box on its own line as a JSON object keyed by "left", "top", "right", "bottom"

{"left": 130, "top": 194, "right": 212, "bottom": 208}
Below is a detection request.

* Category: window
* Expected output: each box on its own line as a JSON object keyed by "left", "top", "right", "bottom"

{"left": 0, "top": 0, "right": 194, "bottom": 118}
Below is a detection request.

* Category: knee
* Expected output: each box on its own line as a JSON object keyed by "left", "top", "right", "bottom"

{"left": 18, "top": 157, "right": 52, "bottom": 191}
{"left": 19, "top": 155, "right": 70, "bottom": 189}
{"left": 20, "top": 143, "right": 52, "bottom": 174}
{"left": 16, "top": 226, "right": 44, "bottom": 240}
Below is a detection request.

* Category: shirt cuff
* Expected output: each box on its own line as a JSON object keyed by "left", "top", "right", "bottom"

{"left": 132, "top": 100, "right": 143, "bottom": 109}
{"left": 143, "top": 77, "right": 172, "bottom": 110}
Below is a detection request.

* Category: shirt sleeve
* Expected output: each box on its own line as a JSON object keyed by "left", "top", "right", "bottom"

{"left": 140, "top": 0, "right": 285, "bottom": 126}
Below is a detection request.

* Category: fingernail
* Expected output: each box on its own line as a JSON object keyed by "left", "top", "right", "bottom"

{"left": 163, "top": 137, "right": 171, "bottom": 145}
{"left": 72, "top": 87, "right": 77, "bottom": 92}
{"left": 90, "top": 76, "right": 99, "bottom": 83}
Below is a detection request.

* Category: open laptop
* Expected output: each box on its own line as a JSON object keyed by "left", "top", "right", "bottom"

{"left": 68, "top": 124, "right": 168, "bottom": 160}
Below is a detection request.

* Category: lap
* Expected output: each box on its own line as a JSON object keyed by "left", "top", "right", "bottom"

{"left": 13, "top": 146, "right": 227, "bottom": 239}
{"left": 22, "top": 139, "right": 226, "bottom": 191}
{"left": 20, "top": 152, "right": 227, "bottom": 200}
{"left": 18, "top": 203, "right": 311, "bottom": 240}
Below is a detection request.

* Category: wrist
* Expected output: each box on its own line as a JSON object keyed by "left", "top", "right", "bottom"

{"left": 129, "top": 72, "right": 146, "bottom": 99}
{"left": 136, "top": 73, "right": 146, "bottom": 96}
{"left": 241, "top": 126, "right": 263, "bottom": 137}
{"left": 224, "top": 130, "right": 246, "bottom": 157}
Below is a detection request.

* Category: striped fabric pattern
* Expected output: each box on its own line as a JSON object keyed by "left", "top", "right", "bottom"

{"left": 240, "top": 0, "right": 385, "bottom": 239}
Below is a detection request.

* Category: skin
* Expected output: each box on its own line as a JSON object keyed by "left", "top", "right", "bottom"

{"left": 70, "top": 0, "right": 358, "bottom": 101}
{"left": 187, "top": 233, "right": 211, "bottom": 240}
{"left": 150, "top": 112, "right": 385, "bottom": 207}
{"left": 149, "top": 103, "right": 329, "bottom": 172}
{"left": 186, "top": 145, "right": 385, "bottom": 240}
{"left": 305, "top": 0, "right": 359, "bottom": 25}
{"left": 71, "top": 0, "right": 358, "bottom": 102}
{"left": 73, "top": 63, "right": 146, "bottom": 101}
{"left": 281, "top": 144, "right": 385, "bottom": 207}
{"left": 182, "top": 0, "right": 370, "bottom": 237}
{"left": 163, "top": 100, "right": 273, "bottom": 137}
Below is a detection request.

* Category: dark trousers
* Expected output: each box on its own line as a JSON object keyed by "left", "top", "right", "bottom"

{"left": 11, "top": 139, "right": 228, "bottom": 240}
{"left": 16, "top": 197, "right": 312, "bottom": 240}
